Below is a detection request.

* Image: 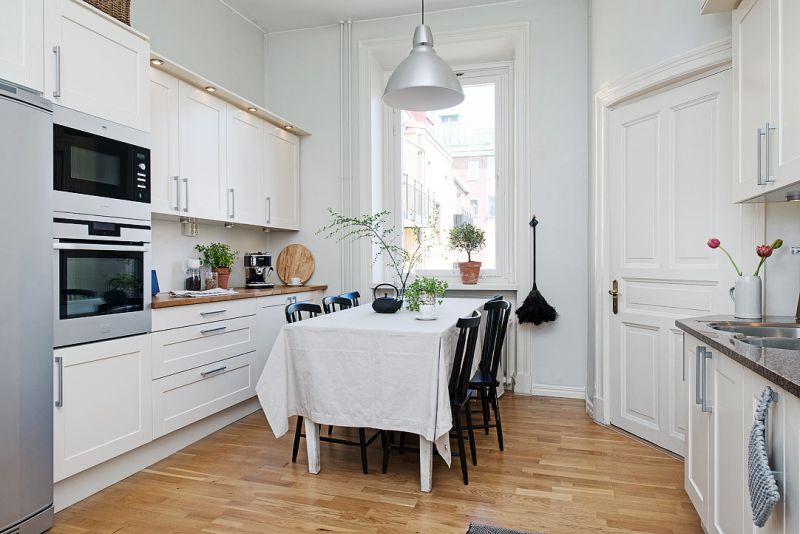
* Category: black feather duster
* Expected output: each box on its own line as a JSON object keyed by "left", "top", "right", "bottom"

{"left": 516, "top": 217, "right": 558, "bottom": 325}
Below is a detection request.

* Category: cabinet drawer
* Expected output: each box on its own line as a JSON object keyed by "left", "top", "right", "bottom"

{"left": 151, "top": 315, "right": 257, "bottom": 378}
{"left": 152, "top": 298, "right": 257, "bottom": 331}
{"left": 152, "top": 351, "right": 260, "bottom": 438}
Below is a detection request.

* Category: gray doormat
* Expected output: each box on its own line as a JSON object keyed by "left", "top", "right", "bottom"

{"left": 466, "top": 524, "right": 541, "bottom": 534}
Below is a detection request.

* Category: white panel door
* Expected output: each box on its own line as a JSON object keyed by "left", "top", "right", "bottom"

{"left": 149, "top": 69, "right": 180, "bottom": 215}
{"left": 0, "top": 0, "right": 44, "bottom": 92}
{"left": 53, "top": 334, "right": 152, "bottom": 481}
{"left": 178, "top": 80, "right": 226, "bottom": 221}
{"left": 227, "top": 107, "right": 265, "bottom": 226}
{"left": 608, "top": 71, "right": 736, "bottom": 455}
{"left": 733, "top": 0, "right": 774, "bottom": 201}
{"left": 45, "top": 0, "right": 150, "bottom": 131}
{"left": 264, "top": 125, "right": 300, "bottom": 230}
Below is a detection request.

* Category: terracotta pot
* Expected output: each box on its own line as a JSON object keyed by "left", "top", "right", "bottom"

{"left": 458, "top": 261, "right": 482, "bottom": 285}
{"left": 213, "top": 267, "right": 231, "bottom": 289}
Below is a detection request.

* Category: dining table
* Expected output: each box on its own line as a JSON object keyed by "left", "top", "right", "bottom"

{"left": 255, "top": 296, "right": 489, "bottom": 492}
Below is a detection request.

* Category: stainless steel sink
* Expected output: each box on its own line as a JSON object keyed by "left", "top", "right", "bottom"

{"left": 739, "top": 337, "right": 800, "bottom": 350}
{"left": 708, "top": 322, "right": 800, "bottom": 339}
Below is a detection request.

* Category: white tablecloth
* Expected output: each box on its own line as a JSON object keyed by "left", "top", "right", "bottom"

{"left": 256, "top": 297, "right": 488, "bottom": 466}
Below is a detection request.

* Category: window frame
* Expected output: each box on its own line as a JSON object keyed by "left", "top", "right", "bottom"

{"left": 385, "top": 65, "right": 513, "bottom": 285}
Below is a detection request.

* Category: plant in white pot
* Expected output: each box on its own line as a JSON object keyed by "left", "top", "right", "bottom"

{"left": 449, "top": 222, "right": 486, "bottom": 284}
{"left": 405, "top": 276, "right": 448, "bottom": 319}
{"left": 707, "top": 237, "right": 783, "bottom": 319}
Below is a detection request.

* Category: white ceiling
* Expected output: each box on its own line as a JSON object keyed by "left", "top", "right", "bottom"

{"left": 223, "top": 0, "right": 514, "bottom": 33}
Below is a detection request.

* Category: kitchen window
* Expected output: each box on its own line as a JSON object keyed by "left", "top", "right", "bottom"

{"left": 390, "top": 66, "right": 512, "bottom": 282}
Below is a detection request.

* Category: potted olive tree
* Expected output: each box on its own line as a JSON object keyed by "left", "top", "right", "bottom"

{"left": 449, "top": 222, "right": 486, "bottom": 284}
{"left": 195, "top": 243, "right": 239, "bottom": 289}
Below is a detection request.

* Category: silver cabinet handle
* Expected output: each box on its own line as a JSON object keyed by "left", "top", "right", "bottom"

{"left": 55, "top": 356, "right": 63, "bottom": 407}
{"left": 695, "top": 346, "right": 703, "bottom": 405}
{"left": 182, "top": 178, "right": 189, "bottom": 212}
{"left": 757, "top": 127, "right": 764, "bottom": 185}
{"left": 266, "top": 197, "right": 271, "bottom": 224}
{"left": 200, "top": 365, "right": 227, "bottom": 377}
{"left": 54, "top": 242, "right": 150, "bottom": 252}
{"left": 52, "top": 46, "right": 62, "bottom": 98}
{"left": 228, "top": 188, "right": 235, "bottom": 219}
{"left": 701, "top": 348, "right": 712, "bottom": 413}
{"left": 200, "top": 325, "right": 227, "bottom": 335}
{"left": 765, "top": 122, "right": 776, "bottom": 184}
{"left": 173, "top": 176, "right": 180, "bottom": 211}
{"left": 200, "top": 309, "right": 227, "bottom": 317}
{"left": 682, "top": 334, "right": 686, "bottom": 382}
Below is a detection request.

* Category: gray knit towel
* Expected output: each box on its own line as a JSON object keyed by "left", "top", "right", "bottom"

{"left": 748, "top": 385, "right": 780, "bottom": 527}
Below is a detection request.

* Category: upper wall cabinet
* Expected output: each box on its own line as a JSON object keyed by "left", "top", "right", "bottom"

{"left": 149, "top": 69, "right": 180, "bottom": 214}
{"left": 264, "top": 126, "right": 301, "bottom": 230}
{"left": 0, "top": 0, "right": 44, "bottom": 92}
{"left": 44, "top": 0, "right": 150, "bottom": 131}
{"left": 734, "top": 0, "right": 800, "bottom": 202}
{"left": 227, "top": 106, "right": 265, "bottom": 226}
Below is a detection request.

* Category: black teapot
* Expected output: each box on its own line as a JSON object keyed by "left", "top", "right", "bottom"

{"left": 372, "top": 283, "right": 403, "bottom": 314}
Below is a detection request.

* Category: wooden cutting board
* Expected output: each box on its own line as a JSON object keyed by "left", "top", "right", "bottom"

{"left": 276, "top": 244, "right": 315, "bottom": 284}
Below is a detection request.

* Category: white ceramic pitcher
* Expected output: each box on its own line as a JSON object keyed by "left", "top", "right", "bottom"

{"left": 729, "top": 275, "right": 762, "bottom": 319}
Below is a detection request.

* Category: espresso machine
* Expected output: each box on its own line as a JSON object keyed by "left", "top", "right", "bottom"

{"left": 244, "top": 252, "right": 274, "bottom": 288}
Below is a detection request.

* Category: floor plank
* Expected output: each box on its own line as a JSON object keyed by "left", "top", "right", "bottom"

{"left": 51, "top": 395, "right": 701, "bottom": 533}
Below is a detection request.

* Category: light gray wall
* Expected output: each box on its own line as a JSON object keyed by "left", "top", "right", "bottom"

{"left": 266, "top": 0, "right": 590, "bottom": 395}
{"left": 131, "top": 0, "right": 266, "bottom": 106}
{"left": 765, "top": 203, "right": 800, "bottom": 317}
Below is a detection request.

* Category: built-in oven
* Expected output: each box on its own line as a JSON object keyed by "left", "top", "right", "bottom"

{"left": 53, "top": 105, "right": 151, "bottom": 221}
{"left": 53, "top": 214, "right": 151, "bottom": 347}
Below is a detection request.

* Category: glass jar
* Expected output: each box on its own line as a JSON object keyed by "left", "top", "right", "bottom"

{"left": 185, "top": 259, "right": 202, "bottom": 291}
{"left": 204, "top": 268, "right": 218, "bottom": 290}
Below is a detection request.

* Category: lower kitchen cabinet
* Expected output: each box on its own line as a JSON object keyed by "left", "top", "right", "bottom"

{"left": 684, "top": 333, "right": 800, "bottom": 533}
{"left": 53, "top": 334, "right": 152, "bottom": 482}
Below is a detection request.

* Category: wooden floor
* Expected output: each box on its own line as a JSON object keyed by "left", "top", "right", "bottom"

{"left": 52, "top": 395, "right": 701, "bottom": 533}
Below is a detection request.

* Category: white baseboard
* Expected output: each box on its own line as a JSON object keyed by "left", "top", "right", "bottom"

{"left": 54, "top": 398, "right": 261, "bottom": 512}
{"left": 585, "top": 392, "right": 595, "bottom": 418}
{"left": 592, "top": 395, "right": 609, "bottom": 424}
{"left": 531, "top": 383, "right": 586, "bottom": 399}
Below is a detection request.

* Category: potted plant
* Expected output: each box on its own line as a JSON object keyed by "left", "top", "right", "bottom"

{"left": 404, "top": 276, "right": 448, "bottom": 318}
{"left": 449, "top": 222, "right": 486, "bottom": 284}
{"left": 195, "top": 242, "right": 239, "bottom": 289}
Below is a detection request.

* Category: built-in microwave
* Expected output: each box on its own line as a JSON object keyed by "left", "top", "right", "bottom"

{"left": 52, "top": 214, "right": 151, "bottom": 348}
{"left": 53, "top": 106, "right": 151, "bottom": 221}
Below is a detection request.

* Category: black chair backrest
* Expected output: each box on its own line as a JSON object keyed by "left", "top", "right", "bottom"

{"left": 478, "top": 300, "right": 512, "bottom": 380}
{"left": 323, "top": 295, "right": 352, "bottom": 314}
{"left": 338, "top": 291, "right": 361, "bottom": 306}
{"left": 285, "top": 302, "right": 322, "bottom": 323}
{"left": 449, "top": 311, "right": 482, "bottom": 405}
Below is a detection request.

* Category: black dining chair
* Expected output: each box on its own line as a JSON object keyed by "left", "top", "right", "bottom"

{"left": 468, "top": 299, "right": 512, "bottom": 451}
{"left": 338, "top": 291, "right": 361, "bottom": 306}
{"left": 286, "top": 301, "right": 380, "bottom": 474}
{"left": 381, "top": 311, "right": 482, "bottom": 485}
{"left": 323, "top": 295, "right": 352, "bottom": 314}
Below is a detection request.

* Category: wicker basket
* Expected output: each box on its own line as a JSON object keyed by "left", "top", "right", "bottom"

{"left": 82, "top": 0, "right": 130, "bottom": 25}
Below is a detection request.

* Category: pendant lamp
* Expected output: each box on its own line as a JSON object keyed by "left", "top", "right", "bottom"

{"left": 382, "top": 0, "right": 464, "bottom": 111}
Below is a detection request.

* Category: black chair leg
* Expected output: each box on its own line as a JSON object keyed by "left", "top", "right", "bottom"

{"left": 453, "top": 407, "right": 469, "bottom": 485}
{"left": 490, "top": 389, "right": 504, "bottom": 451}
{"left": 328, "top": 425, "right": 334, "bottom": 435}
{"left": 465, "top": 401, "right": 477, "bottom": 466}
{"left": 292, "top": 416, "right": 303, "bottom": 463}
{"left": 382, "top": 431, "right": 391, "bottom": 474}
{"left": 399, "top": 432, "right": 406, "bottom": 454}
{"left": 359, "top": 428, "right": 369, "bottom": 475}
{"left": 479, "top": 388, "right": 490, "bottom": 435}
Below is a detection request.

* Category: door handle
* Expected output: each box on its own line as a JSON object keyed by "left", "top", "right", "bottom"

{"left": 55, "top": 356, "right": 63, "bottom": 407}
{"left": 701, "top": 348, "right": 712, "bottom": 413}
{"left": 182, "top": 178, "right": 189, "bottom": 212}
{"left": 608, "top": 279, "right": 619, "bottom": 315}
{"left": 765, "top": 122, "right": 776, "bottom": 184}
{"left": 52, "top": 46, "right": 62, "bottom": 98}
{"left": 266, "top": 197, "right": 272, "bottom": 224}
{"left": 695, "top": 346, "right": 703, "bottom": 405}
{"left": 173, "top": 176, "right": 180, "bottom": 211}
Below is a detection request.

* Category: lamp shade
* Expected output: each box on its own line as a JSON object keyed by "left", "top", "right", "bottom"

{"left": 383, "top": 24, "right": 464, "bottom": 111}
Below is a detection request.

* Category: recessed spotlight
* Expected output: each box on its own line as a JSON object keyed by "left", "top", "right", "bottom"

{"left": 150, "top": 58, "right": 164, "bottom": 66}
{"left": 205, "top": 86, "right": 217, "bottom": 93}
{"left": 247, "top": 107, "right": 258, "bottom": 113}
{"left": 284, "top": 124, "right": 294, "bottom": 130}
{"left": 786, "top": 191, "right": 800, "bottom": 202}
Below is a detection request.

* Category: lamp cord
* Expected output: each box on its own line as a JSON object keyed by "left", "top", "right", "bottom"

{"left": 422, "top": 0, "right": 425, "bottom": 24}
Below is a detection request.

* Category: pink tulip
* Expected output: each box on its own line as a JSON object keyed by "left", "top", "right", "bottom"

{"left": 707, "top": 238, "right": 720, "bottom": 249}
{"left": 756, "top": 245, "right": 773, "bottom": 258}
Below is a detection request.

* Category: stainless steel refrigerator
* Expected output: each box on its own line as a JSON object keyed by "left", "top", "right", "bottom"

{"left": 0, "top": 81, "right": 54, "bottom": 533}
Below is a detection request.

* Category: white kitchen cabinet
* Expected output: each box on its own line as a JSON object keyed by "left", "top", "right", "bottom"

{"left": 0, "top": 0, "right": 44, "bottom": 92}
{"left": 227, "top": 106, "right": 265, "bottom": 226}
{"left": 53, "top": 334, "right": 152, "bottom": 482}
{"left": 257, "top": 291, "right": 321, "bottom": 363}
{"left": 44, "top": 0, "right": 150, "bottom": 131}
{"left": 264, "top": 125, "right": 301, "bottom": 230}
{"left": 733, "top": 0, "right": 800, "bottom": 201}
{"left": 149, "top": 68, "right": 180, "bottom": 214}
{"left": 685, "top": 338, "right": 711, "bottom": 526}
{"left": 178, "top": 80, "right": 226, "bottom": 221}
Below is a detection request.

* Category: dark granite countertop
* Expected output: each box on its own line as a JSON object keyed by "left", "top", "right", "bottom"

{"left": 676, "top": 315, "right": 800, "bottom": 398}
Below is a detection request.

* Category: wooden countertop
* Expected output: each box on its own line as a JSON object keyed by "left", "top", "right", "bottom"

{"left": 151, "top": 285, "right": 328, "bottom": 309}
